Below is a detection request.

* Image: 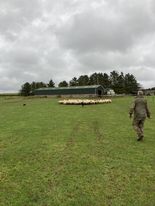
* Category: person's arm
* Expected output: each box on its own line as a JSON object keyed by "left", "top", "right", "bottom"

{"left": 145, "top": 100, "right": 151, "bottom": 118}
{"left": 129, "top": 100, "right": 135, "bottom": 118}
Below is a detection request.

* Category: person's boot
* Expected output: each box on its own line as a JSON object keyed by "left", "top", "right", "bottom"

{"left": 137, "top": 135, "right": 144, "bottom": 141}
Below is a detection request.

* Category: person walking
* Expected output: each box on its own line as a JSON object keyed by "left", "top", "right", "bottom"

{"left": 129, "top": 90, "right": 151, "bottom": 141}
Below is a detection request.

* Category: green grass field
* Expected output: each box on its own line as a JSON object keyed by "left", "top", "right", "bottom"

{"left": 0, "top": 96, "right": 155, "bottom": 206}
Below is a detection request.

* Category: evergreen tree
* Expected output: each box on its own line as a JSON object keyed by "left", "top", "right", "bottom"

{"left": 31, "top": 81, "right": 47, "bottom": 91}
{"left": 102, "top": 73, "right": 111, "bottom": 88}
{"left": 69, "top": 77, "right": 78, "bottom": 86}
{"left": 36, "top": 82, "right": 47, "bottom": 88}
{"left": 109, "top": 70, "right": 120, "bottom": 92}
{"left": 89, "top": 73, "right": 99, "bottom": 85}
{"left": 48, "top": 79, "right": 55, "bottom": 87}
{"left": 58, "top": 81, "right": 68, "bottom": 87}
{"left": 20, "top": 82, "right": 31, "bottom": 96}
{"left": 78, "top": 75, "right": 90, "bottom": 86}
{"left": 117, "top": 72, "right": 125, "bottom": 94}
{"left": 124, "top": 73, "right": 138, "bottom": 94}
{"left": 31, "top": 81, "right": 37, "bottom": 91}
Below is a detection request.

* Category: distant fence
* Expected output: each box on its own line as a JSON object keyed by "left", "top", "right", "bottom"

{"left": 0, "top": 93, "right": 19, "bottom": 96}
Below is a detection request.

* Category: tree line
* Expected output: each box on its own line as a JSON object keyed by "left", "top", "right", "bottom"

{"left": 20, "top": 70, "right": 139, "bottom": 96}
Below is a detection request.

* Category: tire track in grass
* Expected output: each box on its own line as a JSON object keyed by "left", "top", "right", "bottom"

{"left": 92, "top": 120, "right": 104, "bottom": 142}
{"left": 46, "top": 122, "right": 81, "bottom": 197}
{"left": 48, "top": 121, "right": 103, "bottom": 200}
{"left": 51, "top": 121, "right": 80, "bottom": 177}
{"left": 65, "top": 121, "right": 80, "bottom": 148}
{"left": 89, "top": 120, "right": 106, "bottom": 159}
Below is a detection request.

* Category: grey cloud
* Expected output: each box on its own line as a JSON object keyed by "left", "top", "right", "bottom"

{"left": 57, "top": 1, "right": 155, "bottom": 53}
{"left": 0, "top": 0, "right": 155, "bottom": 92}
{"left": 0, "top": 76, "right": 19, "bottom": 93}
{"left": 1, "top": 47, "right": 40, "bottom": 66}
{"left": 125, "top": 66, "right": 155, "bottom": 88}
{"left": 128, "top": 67, "right": 155, "bottom": 82}
{"left": 0, "top": 0, "right": 42, "bottom": 40}
{"left": 57, "top": 12, "right": 131, "bottom": 52}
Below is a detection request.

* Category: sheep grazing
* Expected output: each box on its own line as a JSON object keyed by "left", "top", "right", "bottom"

{"left": 58, "top": 99, "right": 112, "bottom": 105}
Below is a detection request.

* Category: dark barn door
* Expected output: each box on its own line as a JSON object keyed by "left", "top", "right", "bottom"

{"left": 98, "top": 90, "right": 102, "bottom": 97}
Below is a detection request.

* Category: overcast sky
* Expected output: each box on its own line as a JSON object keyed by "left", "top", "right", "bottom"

{"left": 0, "top": 0, "right": 155, "bottom": 92}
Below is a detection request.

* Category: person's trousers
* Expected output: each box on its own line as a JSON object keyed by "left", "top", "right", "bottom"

{"left": 132, "top": 118, "right": 146, "bottom": 138}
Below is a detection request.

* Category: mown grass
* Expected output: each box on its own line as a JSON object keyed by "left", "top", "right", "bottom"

{"left": 0, "top": 96, "right": 155, "bottom": 206}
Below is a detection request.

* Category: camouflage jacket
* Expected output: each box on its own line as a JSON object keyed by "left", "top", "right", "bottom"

{"left": 129, "top": 96, "right": 150, "bottom": 119}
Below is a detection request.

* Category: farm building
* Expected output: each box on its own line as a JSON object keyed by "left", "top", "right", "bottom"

{"left": 33, "top": 85, "right": 105, "bottom": 97}
{"left": 144, "top": 89, "right": 155, "bottom": 96}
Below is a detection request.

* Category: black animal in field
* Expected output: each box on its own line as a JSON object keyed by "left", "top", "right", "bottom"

{"left": 81, "top": 102, "right": 84, "bottom": 107}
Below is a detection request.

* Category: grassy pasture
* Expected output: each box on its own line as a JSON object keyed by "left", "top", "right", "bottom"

{"left": 0, "top": 96, "right": 155, "bottom": 206}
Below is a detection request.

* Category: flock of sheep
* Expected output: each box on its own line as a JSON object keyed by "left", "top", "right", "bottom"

{"left": 58, "top": 99, "right": 112, "bottom": 105}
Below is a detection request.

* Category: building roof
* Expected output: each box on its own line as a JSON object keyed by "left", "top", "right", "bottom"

{"left": 36, "top": 85, "right": 103, "bottom": 91}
